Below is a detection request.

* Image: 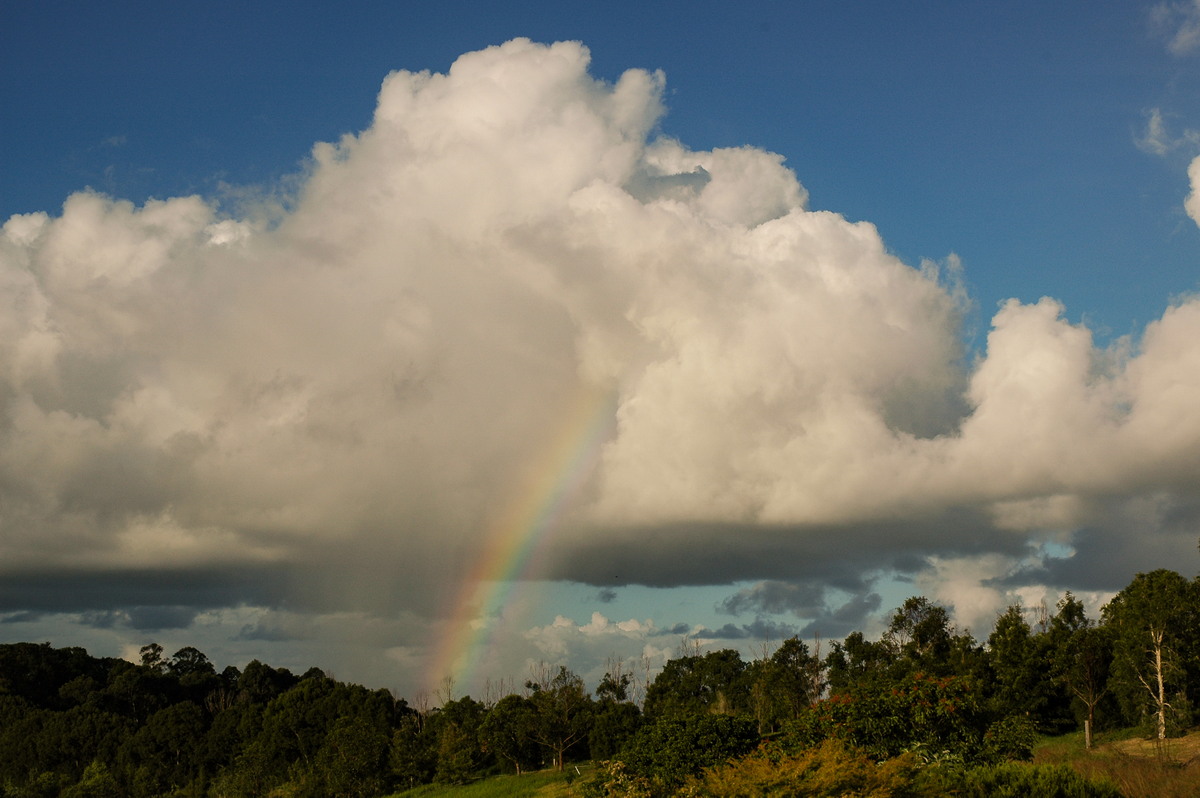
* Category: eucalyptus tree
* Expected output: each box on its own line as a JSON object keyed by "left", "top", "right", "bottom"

{"left": 1102, "top": 569, "right": 1196, "bottom": 738}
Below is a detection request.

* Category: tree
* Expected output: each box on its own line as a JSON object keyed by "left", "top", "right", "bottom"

{"left": 747, "top": 637, "right": 823, "bottom": 733}
{"left": 389, "top": 713, "right": 435, "bottom": 789}
{"left": 313, "top": 715, "right": 391, "bottom": 798}
{"left": 426, "top": 695, "right": 487, "bottom": 784}
{"left": 139, "top": 643, "right": 167, "bottom": 674}
{"left": 825, "top": 631, "right": 894, "bottom": 694}
{"left": 526, "top": 666, "right": 592, "bottom": 771}
{"left": 886, "top": 596, "right": 953, "bottom": 675}
{"left": 791, "top": 671, "right": 989, "bottom": 764}
{"left": 480, "top": 694, "right": 540, "bottom": 774}
{"left": 595, "top": 670, "right": 631, "bottom": 703}
{"left": 1102, "top": 569, "right": 1195, "bottom": 738}
{"left": 1059, "top": 624, "right": 1112, "bottom": 748}
{"left": 168, "top": 646, "right": 215, "bottom": 678}
{"left": 118, "top": 701, "right": 208, "bottom": 796}
{"left": 237, "top": 659, "right": 298, "bottom": 704}
{"left": 590, "top": 669, "right": 642, "bottom": 760}
{"left": 643, "top": 649, "right": 749, "bottom": 719}
{"left": 986, "top": 604, "right": 1041, "bottom": 720}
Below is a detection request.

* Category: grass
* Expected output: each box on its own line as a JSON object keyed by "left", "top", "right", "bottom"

{"left": 388, "top": 764, "right": 594, "bottom": 798}
{"left": 387, "top": 731, "right": 1200, "bottom": 797}
{"left": 1034, "top": 726, "right": 1200, "bottom": 798}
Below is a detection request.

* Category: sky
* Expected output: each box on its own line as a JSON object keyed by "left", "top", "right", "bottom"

{"left": 2, "top": 1, "right": 1200, "bottom": 701}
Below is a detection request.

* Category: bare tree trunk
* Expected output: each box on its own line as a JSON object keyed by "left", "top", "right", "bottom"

{"left": 1153, "top": 629, "right": 1166, "bottom": 740}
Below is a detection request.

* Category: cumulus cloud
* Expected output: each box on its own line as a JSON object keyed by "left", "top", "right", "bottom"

{"left": 4, "top": 38, "right": 1200, "bottom": 693}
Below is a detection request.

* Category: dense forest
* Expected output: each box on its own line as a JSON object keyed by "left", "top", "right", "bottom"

{"left": 0, "top": 567, "right": 1196, "bottom": 797}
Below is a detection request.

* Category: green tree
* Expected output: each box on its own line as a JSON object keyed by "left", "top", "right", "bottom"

{"left": 426, "top": 695, "right": 487, "bottom": 784}
{"left": 643, "top": 649, "right": 749, "bottom": 719}
{"left": 390, "top": 713, "right": 435, "bottom": 789}
{"left": 1102, "top": 569, "right": 1196, "bottom": 738}
{"left": 747, "top": 637, "right": 823, "bottom": 733}
{"left": 480, "top": 694, "right": 541, "bottom": 774}
{"left": 168, "top": 646, "right": 214, "bottom": 678}
{"left": 312, "top": 714, "right": 391, "bottom": 798}
{"left": 986, "top": 604, "right": 1041, "bottom": 720}
{"left": 589, "top": 670, "right": 642, "bottom": 761}
{"left": 527, "top": 666, "right": 593, "bottom": 771}
{"left": 1051, "top": 595, "right": 1112, "bottom": 748}
{"left": 138, "top": 643, "right": 167, "bottom": 674}
{"left": 789, "top": 671, "right": 989, "bottom": 764}
{"left": 886, "top": 596, "right": 953, "bottom": 676}
{"left": 825, "top": 631, "right": 894, "bottom": 694}
{"left": 61, "top": 760, "right": 121, "bottom": 798}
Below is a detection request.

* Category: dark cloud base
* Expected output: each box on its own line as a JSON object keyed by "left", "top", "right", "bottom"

{"left": 549, "top": 509, "right": 1023, "bottom": 590}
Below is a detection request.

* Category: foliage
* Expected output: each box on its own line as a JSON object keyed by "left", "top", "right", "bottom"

{"left": 587, "top": 697, "right": 641, "bottom": 760}
{"left": 687, "top": 738, "right": 930, "bottom": 797}
{"left": 611, "top": 713, "right": 758, "bottom": 792}
{"left": 643, "top": 649, "right": 749, "bottom": 719}
{"left": 580, "top": 760, "right": 657, "bottom": 798}
{"left": 787, "top": 671, "right": 988, "bottom": 763}
{"left": 982, "top": 714, "right": 1038, "bottom": 763}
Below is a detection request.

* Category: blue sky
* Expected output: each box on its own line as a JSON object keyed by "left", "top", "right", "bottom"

{"left": 3, "top": 2, "right": 1200, "bottom": 699}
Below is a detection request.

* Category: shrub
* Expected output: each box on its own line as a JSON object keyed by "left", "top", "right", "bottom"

{"left": 688, "top": 739, "right": 930, "bottom": 797}
{"left": 609, "top": 714, "right": 759, "bottom": 792}
{"left": 982, "top": 715, "right": 1038, "bottom": 763}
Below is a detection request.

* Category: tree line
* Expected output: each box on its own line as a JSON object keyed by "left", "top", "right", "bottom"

{"left": 0, "top": 567, "right": 1195, "bottom": 796}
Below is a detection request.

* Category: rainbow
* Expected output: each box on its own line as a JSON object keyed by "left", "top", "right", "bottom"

{"left": 426, "top": 384, "right": 617, "bottom": 697}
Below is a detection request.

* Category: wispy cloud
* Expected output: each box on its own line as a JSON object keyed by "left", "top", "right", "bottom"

{"left": 1152, "top": 1, "right": 1200, "bottom": 56}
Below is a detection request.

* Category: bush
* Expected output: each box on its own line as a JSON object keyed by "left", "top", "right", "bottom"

{"left": 688, "top": 739, "right": 929, "bottom": 797}
{"left": 982, "top": 715, "right": 1038, "bottom": 763}
{"left": 608, "top": 714, "right": 759, "bottom": 792}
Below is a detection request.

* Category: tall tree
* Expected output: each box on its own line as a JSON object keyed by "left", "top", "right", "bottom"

{"left": 886, "top": 596, "right": 953, "bottom": 675}
{"left": 748, "top": 637, "right": 823, "bottom": 733}
{"left": 589, "top": 669, "right": 642, "bottom": 760}
{"left": 526, "top": 666, "right": 592, "bottom": 771}
{"left": 1102, "top": 569, "right": 1195, "bottom": 738}
{"left": 986, "top": 604, "right": 1041, "bottom": 720}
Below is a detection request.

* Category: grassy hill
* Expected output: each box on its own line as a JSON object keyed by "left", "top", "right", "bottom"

{"left": 1034, "top": 727, "right": 1200, "bottom": 798}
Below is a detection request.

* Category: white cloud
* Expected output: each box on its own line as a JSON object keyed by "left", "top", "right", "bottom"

{"left": 520, "top": 611, "right": 674, "bottom": 696}
{"left": 1186, "top": 155, "right": 1200, "bottom": 225}
{"left": 3, "top": 38, "right": 1200, "bottom": 693}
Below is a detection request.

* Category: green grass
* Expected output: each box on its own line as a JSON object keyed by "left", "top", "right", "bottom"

{"left": 388, "top": 764, "right": 594, "bottom": 798}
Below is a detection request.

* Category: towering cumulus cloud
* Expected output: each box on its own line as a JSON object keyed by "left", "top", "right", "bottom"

{"left": 3, "top": 40, "right": 1200, "bottom": 690}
